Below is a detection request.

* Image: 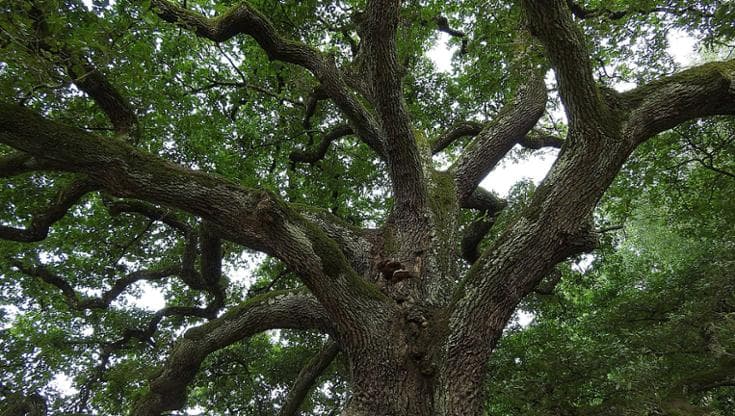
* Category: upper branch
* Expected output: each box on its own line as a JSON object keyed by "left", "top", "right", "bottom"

{"left": 452, "top": 70, "right": 547, "bottom": 203}
{"left": 566, "top": 0, "right": 715, "bottom": 21}
{"left": 620, "top": 60, "right": 735, "bottom": 143}
{"left": 289, "top": 124, "right": 353, "bottom": 164}
{"left": 0, "top": 103, "right": 388, "bottom": 334}
{"left": 28, "top": 3, "right": 139, "bottom": 139}
{"left": 151, "top": 0, "right": 387, "bottom": 158}
{"left": 431, "top": 121, "right": 483, "bottom": 155}
{"left": 10, "top": 260, "right": 178, "bottom": 311}
{"left": 360, "top": 0, "right": 428, "bottom": 225}
{"left": 522, "top": 0, "right": 606, "bottom": 129}
{"left": 151, "top": 0, "right": 320, "bottom": 68}
{"left": 132, "top": 290, "right": 332, "bottom": 416}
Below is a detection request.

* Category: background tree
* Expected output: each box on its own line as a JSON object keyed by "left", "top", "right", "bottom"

{"left": 0, "top": 0, "right": 733, "bottom": 415}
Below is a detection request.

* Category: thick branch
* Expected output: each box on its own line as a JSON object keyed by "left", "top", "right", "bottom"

{"left": 522, "top": 0, "right": 606, "bottom": 129}
{"left": 131, "top": 291, "right": 332, "bottom": 416}
{"left": 621, "top": 59, "right": 735, "bottom": 142}
{"left": 453, "top": 71, "right": 547, "bottom": 203}
{"left": 0, "top": 103, "right": 388, "bottom": 336}
{"left": 361, "top": 0, "right": 428, "bottom": 227}
{"left": 278, "top": 339, "right": 340, "bottom": 416}
{"left": 443, "top": 59, "right": 735, "bottom": 413}
{"left": 0, "top": 179, "right": 97, "bottom": 242}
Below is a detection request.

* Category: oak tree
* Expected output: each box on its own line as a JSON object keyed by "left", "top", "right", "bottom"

{"left": 1, "top": 0, "right": 734, "bottom": 415}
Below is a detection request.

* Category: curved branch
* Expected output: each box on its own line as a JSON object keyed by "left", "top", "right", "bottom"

{"left": 28, "top": 4, "right": 139, "bottom": 139}
{"left": 453, "top": 70, "right": 547, "bottom": 203}
{"left": 434, "top": 15, "right": 468, "bottom": 54}
{"left": 131, "top": 290, "right": 332, "bottom": 416}
{"left": 75, "top": 299, "right": 228, "bottom": 412}
{"left": 66, "top": 63, "right": 140, "bottom": 139}
{"left": 518, "top": 134, "right": 564, "bottom": 150}
{"left": 278, "top": 339, "right": 340, "bottom": 416}
{"left": 9, "top": 260, "right": 177, "bottom": 310}
{"left": 106, "top": 199, "right": 192, "bottom": 234}
{"left": 0, "top": 103, "right": 388, "bottom": 336}
{"left": 621, "top": 59, "right": 735, "bottom": 143}
{"left": 151, "top": 0, "right": 387, "bottom": 158}
{"left": 289, "top": 124, "right": 353, "bottom": 164}
{"left": 431, "top": 121, "right": 483, "bottom": 155}
{"left": 0, "top": 179, "right": 97, "bottom": 242}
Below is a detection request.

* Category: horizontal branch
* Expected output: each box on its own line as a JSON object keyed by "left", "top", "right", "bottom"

{"left": 621, "top": 59, "right": 735, "bottom": 142}
{"left": 0, "top": 103, "right": 388, "bottom": 338}
{"left": 460, "top": 188, "right": 507, "bottom": 214}
{"left": 566, "top": 0, "right": 714, "bottom": 21}
{"left": 518, "top": 134, "right": 563, "bottom": 150}
{"left": 132, "top": 290, "right": 332, "bottom": 416}
{"left": 106, "top": 199, "right": 192, "bottom": 234}
{"left": 10, "top": 260, "right": 177, "bottom": 310}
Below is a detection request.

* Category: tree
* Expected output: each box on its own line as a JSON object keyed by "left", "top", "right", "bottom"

{"left": 0, "top": 0, "right": 733, "bottom": 415}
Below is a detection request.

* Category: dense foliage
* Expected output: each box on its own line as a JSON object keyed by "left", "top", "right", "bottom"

{"left": 487, "top": 119, "right": 735, "bottom": 415}
{"left": 0, "top": 0, "right": 734, "bottom": 415}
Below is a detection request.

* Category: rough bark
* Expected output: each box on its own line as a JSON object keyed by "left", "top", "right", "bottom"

{"left": 133, "top": 290, "right": 332, "bottom": 416}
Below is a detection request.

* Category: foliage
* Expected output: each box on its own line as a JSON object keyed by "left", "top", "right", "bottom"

{"left": 487, "top": 120, "right": 735, "bottom": 415}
